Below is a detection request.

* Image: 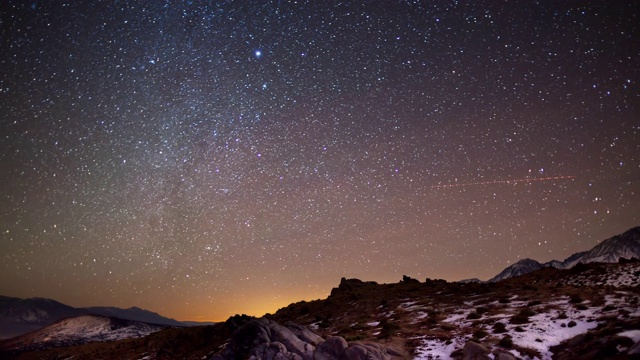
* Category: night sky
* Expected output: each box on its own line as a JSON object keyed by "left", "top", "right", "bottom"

{"left": 1, "top": 1, "right": 638, "bottom": 322}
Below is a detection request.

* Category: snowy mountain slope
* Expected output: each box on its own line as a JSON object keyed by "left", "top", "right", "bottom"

{"left": 0, "top": 296, "right": 85, "bottom": 340}
{"left": 489, "top": 226, "right": 640, "bottom": 282}
{"left": 559, "top": 250, "right": 589, "bottom": 269}
{"left": 488, "top": 258, "right": 544, "bottom": 283}
{"left": 85, "top": 306, "right": 184, "bottom": 327}
{"left": 570, "top": 226, "right": 640, "bottom": 265}
{"left": 0, "top": 315, "right": 166, "bottom": 352}
{"left": 0, "top": 296, "right": 183, "bottom": 340}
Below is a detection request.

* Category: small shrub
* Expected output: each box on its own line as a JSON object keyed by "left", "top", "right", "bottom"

{"left": 467, "top": 312, "right": 481, "bottom": 320}
{"left": 345, "top": 334, "right": 366, "bottom": 341}
{"left": 473, "top": 329, "right": 488, "bottom": 339}
{"left": 319, "top": 318, "right": 331, "bottom": 328}
{"left": 499, "top": 336, "right": 513, "bottom": 348}
{"left": 440, "top": 324, "right": 456, "bottom": 331}
{"left": 493, "top": 322, "right": 507, "bottom": 333}
{"left": 567, "top": 321, "right": 577, "bottom": 328}
{"left": 557, "top": 312, "right": 568, "bottom": 320}
{"left": 498, "top": 297, "right": 510, "bottom": 304}
{"left": 510, "top": 314, "right": 529, "bottom": 324}
{"left": 569, "top": 294, "right": 584, "bottom": 303}
{"left": 378, "top": 321, "right": 400, "bottom": 338}
{"left": 575, "top": 304, "right": 588, "bottom": 310}
{"left": 514, "top": 326, "right": 525, "bottom": 332}
{"left": 510, "top": 308, "right": 536, "bottom": 324}
{"left": 519, "top": 308, "right": 536, "bottom": 317}
{"left": 476, "top": 306, "right": 489, "bottom": 314}
{"left": 527, "top": 300, "right": 542, "bottom": 307}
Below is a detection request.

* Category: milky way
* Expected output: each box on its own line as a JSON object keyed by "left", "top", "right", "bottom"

{"left": 1, "top": 1, "right": 638, "bottom": 321}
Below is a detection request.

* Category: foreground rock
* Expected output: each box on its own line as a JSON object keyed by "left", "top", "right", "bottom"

{"left": 212, "top": 317, "right": 404, "bottom": 360}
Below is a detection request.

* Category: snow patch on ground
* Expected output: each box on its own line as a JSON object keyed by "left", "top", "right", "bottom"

{"left": 508, "top": 308, "right": 598, "bottom": 359}
{"left": 413, "top": 335, "right": 465, "bottom": 360}
{"left": 404, "top": 289, "right": 635, "bottom": 360}
{"left": 619, "top": 330, "right": 640, "bottom": 342}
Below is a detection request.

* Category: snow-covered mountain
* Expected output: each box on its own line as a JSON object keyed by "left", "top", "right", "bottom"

{"left": 0, "top": 296, "right": 183, "bottom": 340}
{"left": 84, "top": 306, "right": 184, "bottom": 327}
{"left": 488, "top": 258, "right": 545, "bottom": 283}
{"left": 489, "top": 226, "right": 640, "bottom": 282}
{"left": 559, "top": 250, "right": 588, "bottom": 268}
{"left": 564, "top": 226, "right": 640, "bottom": 266}
{"left": 0, "top": 296, "right": 85, "bottom": 340}
{"left": 0, "top": 315, "right": 166, "bottom": 352}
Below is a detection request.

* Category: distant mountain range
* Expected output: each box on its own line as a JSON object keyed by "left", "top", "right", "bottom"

{"left": 0, "top": 315, "right": 166, "bottom": 353}
{"left": 0, "top": 297, "right": 188, "bottom": 340}
{"left": 2, "top": 228, "right": 640, "bottom": 358}
{"left": 488, "top": 226, "right": 640, "bottom": 282}
{"left": 1, "top": 225, "right": 638, "bottom": 351}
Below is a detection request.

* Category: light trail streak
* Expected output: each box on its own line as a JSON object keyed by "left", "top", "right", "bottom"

{"left": 431, "top": 175, "right": 576, "bottom": 189}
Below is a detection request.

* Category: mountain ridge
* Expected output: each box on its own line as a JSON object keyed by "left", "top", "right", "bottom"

{"left": 487, "top": 226, "right": 640, "bottom": 282}
{"left": 0, "top": 314, "right": 167, "bottom": 353}
{"left": 0, "top": 296, "right": 185, "bottom": 340}
{"left": 2, "top": 259, "right": 640, "bottom": 359}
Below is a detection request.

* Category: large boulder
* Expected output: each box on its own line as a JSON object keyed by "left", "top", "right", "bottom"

{"left": 314, "top": 336, "right": 348, "bottom": 360}
{"left": 213, "top": 318, "right": 401, "bottom": 360}
{"left": 492, "top": 350, "right": 516, "bottom": 360}
{"left": 268, "top": 321, "right": 315, "bottom": 360}
{"left": 286, "top": 322, "right": 324, "bottom": 346}
{"left": 343, "top": 343, "right": 391, "bottom": 360}
{"left": 463, "top": 341, "right": 491, "bottom": 360}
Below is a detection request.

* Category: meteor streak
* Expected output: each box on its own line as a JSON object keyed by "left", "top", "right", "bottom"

{"left": 432, "top": 175, "right": 576, "bottom": 189}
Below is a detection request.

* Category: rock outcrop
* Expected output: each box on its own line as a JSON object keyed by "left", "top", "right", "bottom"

{"left": 329, "top": 278, "right": 379, "bottom": 297}
{"left": 462, "top": 341, "right": 491, "bottom": 360}
{"left": 211, "top": 317, "right": 403, "bottom": 360}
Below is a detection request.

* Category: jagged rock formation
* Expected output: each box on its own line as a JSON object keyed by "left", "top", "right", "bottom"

{"left": 330, "top": 278, "right": 379, "bottom": 297}
{"left": 212, "top": 317, "right": 403, "bottom": 360}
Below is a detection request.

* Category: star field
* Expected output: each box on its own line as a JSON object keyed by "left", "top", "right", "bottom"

{"left": 1, "top": 1, "right": 639, "bottom": 321}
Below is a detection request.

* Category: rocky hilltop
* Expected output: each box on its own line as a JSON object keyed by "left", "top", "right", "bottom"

{"left": 2, "top": 260, "right": 640, "bottom": 359}
{"left": 2, "top": 226, "right": 640, "bottom": 360}
{"left": 212, "top": 317, "right": 403, "bottom": 360}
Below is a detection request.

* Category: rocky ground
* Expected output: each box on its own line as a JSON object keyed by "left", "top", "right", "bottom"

{"left": 2, "top": 260, "right": 639, "bottom": 360}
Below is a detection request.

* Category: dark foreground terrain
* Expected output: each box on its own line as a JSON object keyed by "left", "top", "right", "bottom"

{"left": 1, "top": 260, "right": 639, "bottom": 359}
